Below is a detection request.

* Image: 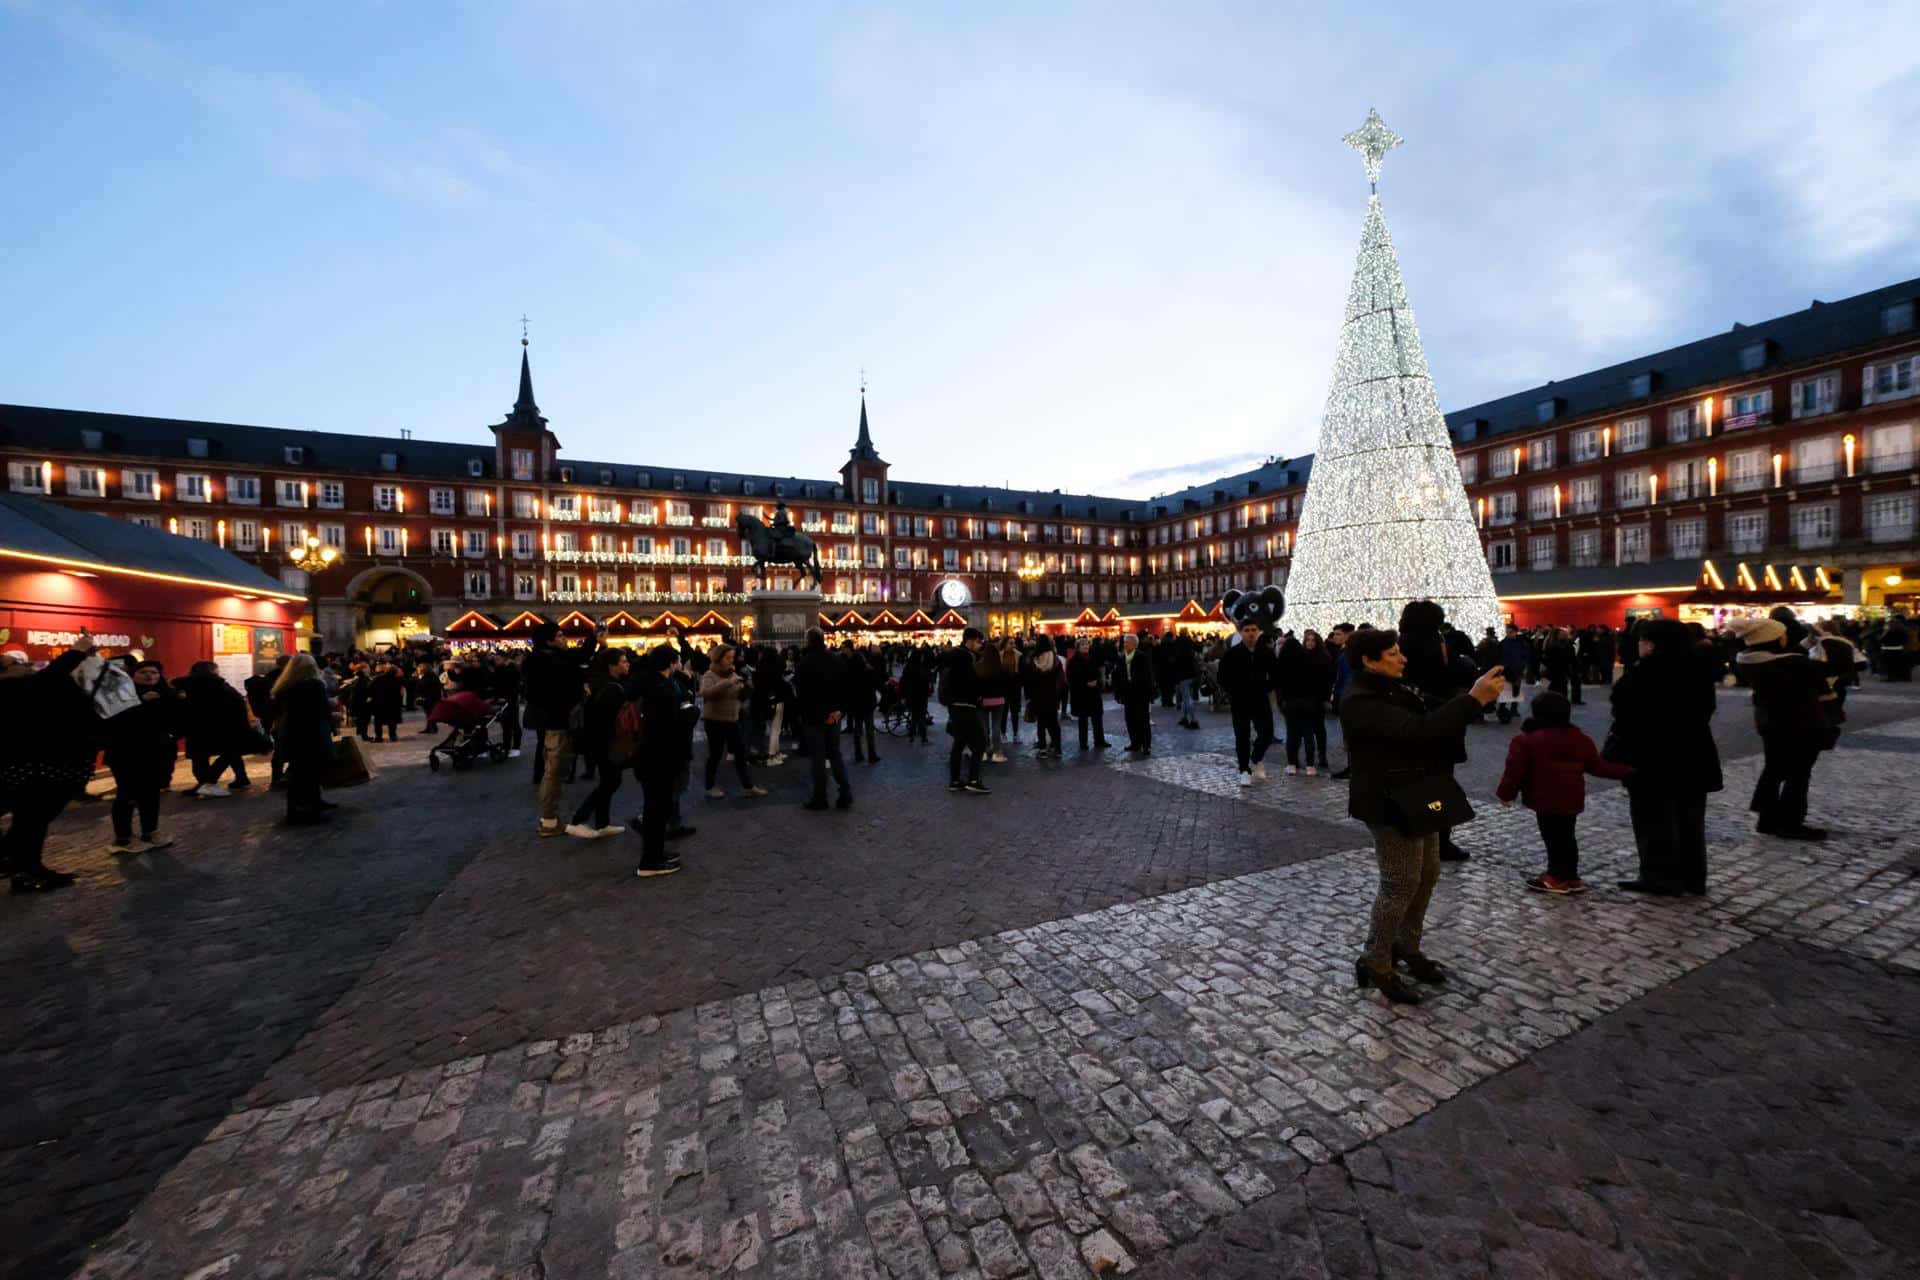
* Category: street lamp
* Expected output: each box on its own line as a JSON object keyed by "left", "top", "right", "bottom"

{"left": 289, "top": 533, "right": 338, "bottom": 654}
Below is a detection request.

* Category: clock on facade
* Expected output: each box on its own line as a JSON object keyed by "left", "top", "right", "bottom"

{"left": 933, "top": 578, "right": 972, "bottom": 611}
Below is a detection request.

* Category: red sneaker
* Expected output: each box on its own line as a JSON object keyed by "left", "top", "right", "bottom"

{"left": 1525, "top": 873, "right": 1585, "bottom": 895}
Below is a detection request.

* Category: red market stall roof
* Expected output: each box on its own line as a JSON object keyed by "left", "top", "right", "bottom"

{"left": 445, "top": 610, "right": 504, "bottom": 634}
{"left": 1036, "top": 597, "right": 1229, "bottom": 630}
{"left": 819, "top": 608, "right": 967, "bottom": 632}
{"left": 0, "top": 492, "right": 304, "bottom": 602}
{"left": 553, "top": 610, "right": 599, "bottom": 636}
{"left": 1496, "top": 559, "right": 1842, "bottom": 612}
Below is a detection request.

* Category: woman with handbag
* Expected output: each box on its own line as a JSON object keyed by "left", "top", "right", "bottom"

{"left": 1340, "top": 628, "right": 1504, "bottom": 1005}
{"left": 272, "top": 653, "right": 335, "bottom": 826}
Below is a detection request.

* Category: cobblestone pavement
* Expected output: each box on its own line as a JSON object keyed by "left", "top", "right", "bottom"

{"left": 59, "top": 685, "right": 1920, "bottom": 1279}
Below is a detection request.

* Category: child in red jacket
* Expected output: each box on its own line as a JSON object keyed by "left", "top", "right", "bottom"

{"left": 1496, "top": 692, "right": 1631, "bottom": 894}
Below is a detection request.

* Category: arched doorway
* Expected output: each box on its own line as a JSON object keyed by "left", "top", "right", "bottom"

{"left": 345, "top": 566, "right": 436, "bottom": 650}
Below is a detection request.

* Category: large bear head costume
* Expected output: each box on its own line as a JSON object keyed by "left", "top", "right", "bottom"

{"left": 1220, "top": 585, "right": 1285, "bottom": 636}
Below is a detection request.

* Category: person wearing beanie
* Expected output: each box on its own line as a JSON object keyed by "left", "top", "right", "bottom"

{"left": 1495, "top": 691, "right": 1632, "bottom": 894}
{"left": 1732, "top": 615, "right": 1830, "bottom": 840}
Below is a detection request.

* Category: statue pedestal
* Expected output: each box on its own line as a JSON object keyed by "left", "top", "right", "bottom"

{"left": 749, "top": 589, "right": 825, "bottom": 648}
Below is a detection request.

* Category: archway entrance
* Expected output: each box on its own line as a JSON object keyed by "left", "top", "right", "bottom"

{"left": 348, "top": 567, "right": 436, "bottom": 650}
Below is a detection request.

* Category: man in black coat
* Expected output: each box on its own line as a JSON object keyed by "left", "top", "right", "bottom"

{"left": 1732, "top": 616, "right": 1830, "bottom": 840}
{"left": 631, "top": 644, "right": 695, "bottom": 877}
{"left": 1111, "top": 632, "right": 1158, "bottom": 754}
{"left": 944, "top": 628, "right": 991, "bottom": 793}
{"left": 1218, "top": 620, "right": 1275, "bottom": 784}
{"left": 523, "top": 622, "right": 597, "bottom": 837}
{"left": 793, "top": 628, "right": 852, "bottom": 810}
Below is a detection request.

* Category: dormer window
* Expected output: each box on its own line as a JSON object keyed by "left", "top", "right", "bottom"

{"left": 1883, "top": 300, "right": 1915, "bottom": 335}
{"left": 380, "top": 452, "right": 399, "bottom": 472}
{"left": 673, "top": 474, "right": 686, "bottom": 490}
{"left": 1739, "top": 341, "right": 1771, "bottom": 371}
{"left": 1535, "top": 397, "right": 1563, "bottom": 423}
{"left": 559, "top": 466, "right": 574, "bottom": 483}
{"left": 742, "top": 480, "right": 755, "bottom": 496}
{"left": 1627, "top": 372, "right": 1655, "bottom": 399}
{"left": 706, "top": 477, "right": 720, "bottom": 493}
{"left": 773, "top": 482, "right": 786, "bottom": 498}
{"left": 285, "top": 446, "right": 305, "bottom": 465}
{"left": 467, "top": 458, "right": 486, "bottom": 477}
{"left": 81, "top": 429, "right": 104, "bottom": 451}
{"left": 187, "top": 437, "right": 209, "bottom": 458}
{"left": 600, "top": 468, "right": 613, "bottom": 485}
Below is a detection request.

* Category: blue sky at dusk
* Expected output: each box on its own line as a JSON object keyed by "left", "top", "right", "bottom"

{"left": 5, "top": 1, "right": 1918, "bottom": 497}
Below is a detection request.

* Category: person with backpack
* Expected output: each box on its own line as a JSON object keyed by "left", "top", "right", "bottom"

{"left": 698, "top": 645, "right": 766, "bottom": 799}
{"left": 943, "top": 628, "right": 992, "bottom": 794}
{"left": 566, "top": 648, "right": 633, "bottom": 838}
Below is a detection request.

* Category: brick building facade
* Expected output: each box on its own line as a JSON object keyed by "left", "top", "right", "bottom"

{"left": 4, "top": 279, "right": 1918, "bottom": 650}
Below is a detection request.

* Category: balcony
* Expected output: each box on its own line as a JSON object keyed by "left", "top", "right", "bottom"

{"left": 1728, "top": 537, "right": 1768, "bottom": 555}
{"left": 1727, "top": 474, "right": 1766, "bottom": 494}
{"left": 664, "top": 514, "right": 695, "bottom": 527}
{"left": 1870, "top": 520, "right": 1917, "bottom": 544}
{"left": 701, "top": 516, "right": 731, "bottom": 528}
{"left": 1791, "top": 530, "right": 1835, "bottom": 551}
{"left": 544, "top": 549, "right": 754, "bottom": 568}
{"left": 1791, "top": 462, "right": 1840, "bottom": 483}
{"left": 1571, "top": 549, "right": 1603, "bottom": 568}
{"left": 1869, "top": 449, "right": 1916, "bottom": 475}
{"left": 1720, "top": 410, "right": 1773, "bottom": 431}
{"left": 1665, "top": 481, "right": 1702, "bottom": 501}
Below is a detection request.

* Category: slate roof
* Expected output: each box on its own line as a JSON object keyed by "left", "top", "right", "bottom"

{"left": 1446, "top": 276, "right": 1920, "bottom": 442}
{"left": 1142, "top": 456, "right": 1316, "bottom": 514}
{"left": 0, "top": 492, "right": 300, "bottom": 596}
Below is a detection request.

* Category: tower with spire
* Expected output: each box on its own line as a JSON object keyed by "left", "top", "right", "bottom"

{"left": 489, "top": 323, "right": 561, "bottom": 481}
{"left": 840, "top": 380, "right": 889, "bottom": 506}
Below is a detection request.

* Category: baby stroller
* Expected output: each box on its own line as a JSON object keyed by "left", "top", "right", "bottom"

{"left": 425, "top": 691, "right": 510, "bottom": 771}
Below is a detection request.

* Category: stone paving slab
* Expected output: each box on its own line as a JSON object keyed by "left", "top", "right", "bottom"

{"left": 71, "top": 714, "right": 1920, "bottom": 1278}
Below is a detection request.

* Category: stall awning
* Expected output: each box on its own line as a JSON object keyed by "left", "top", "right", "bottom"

{"left": 0, "top": 493, "right": 304, "bottom": 601}
{"left": 1495, "top": 558, "right": 1841, "bottom": 607}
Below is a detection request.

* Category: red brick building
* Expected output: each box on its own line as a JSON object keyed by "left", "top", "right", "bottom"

{"left": 4, "top": 280, "right": 1917, "bottom": 648}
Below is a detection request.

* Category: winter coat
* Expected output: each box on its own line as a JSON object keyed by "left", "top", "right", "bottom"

{"left": 369, "top": 670, "right": 406, "bottom": 717}
{"left": 575, "top": 677, "right": 629, "bottom": 764}
{"left": 944, "top": 646, "right": 985, "bottom": 708}
{"left": 178, "top": 672, "right": 250, "bottom": 754}
{"left": 1023, "top": 652, "right": 1063, "bottom": 713}
{"left": 1338, "top": 670, "right": 1479, "bottom": 827}
{"left": 1110, "top": 646, "right": 1157, "bottom": 705}
{"left": 794, "top": 644, "right": 848, "bottom": 728}
{"left": 105, "top": 688, "right": 183, "bottom": 775}
{"left": 1606, "top": 652, "right": 1724, "bottom": 794}
{"left": 698, "top": 670, "right": 748, "bottom": 724}
{"left": 1495, "top": 724, "right": 1630, "bottom": 816}
{"left": 1275, "top": 641, "right": 1334, "bottom": 706}
{"left": 634, "top": 670, "right": 694, "bottom": 773}
{"left": 1497, "top": 635, "right": 1531, "bottom": 679}
{"left": 522, "top": 639, "right": 595, "bottom": 732}
{"left": 1065, "top": 652, "right": 1104, "bottom": 718}
{"left": 272, "top": 678, "right": 335, "bottom": 769}
{"left": 1734, "top": 649, "right": 1828, "bottom": 737}
{"left": 0, "top": 649, "right": 98, "bottom": 775}
{"left": 1216, "top": 640, "right": 1274, "bottom": 707}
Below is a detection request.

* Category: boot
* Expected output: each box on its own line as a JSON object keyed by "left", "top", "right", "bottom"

{"left": 1354, "top": 959, "right": 1421, "bottom": 1005}
{"left": 1393, "top": 946, "right": 1447, "bottom": 984}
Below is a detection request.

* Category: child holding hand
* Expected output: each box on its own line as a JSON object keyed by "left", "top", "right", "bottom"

{"left": 1496, "top": 692, "right": 1631, "bottom": 894}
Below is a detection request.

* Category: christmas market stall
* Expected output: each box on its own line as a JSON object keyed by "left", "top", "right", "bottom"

{"left": 819, "top": 608, "right": 967, "bottom": 645}
{"left": 0, "top": 492, "right": 301, "bottom": 679}
{"left": 443, "top": 610, "right": 523, "bottom": 656}
{"left": 1496, "top": 558, "right": 1844, "bottom": 630}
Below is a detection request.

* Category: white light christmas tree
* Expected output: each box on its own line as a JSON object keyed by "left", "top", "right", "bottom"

{"left": 1280, "top": 109, "right": 1502, "bottom": 639}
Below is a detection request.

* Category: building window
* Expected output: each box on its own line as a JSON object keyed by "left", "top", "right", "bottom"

{"left": 430, "top": 488, "right": 455, "bottom": 515}
{"left": 458, "top": 530, "right": 485, "bottom": 559}
{"left": 377, "top": 527, "right": 402, "bottom": 555}
{"left": 513, "top": 531, "right": 534, "bottom": 559}
{"left": 510, "top": 448, "right": 535, "bottom": 480}
{"left": 432, "top": 529, "right": 455, "bottom": 557}
{"left": 1867, "top": 493, "right": 1917, "bottom": 542}
{"left": 320, "top": 523, "right": 346, "bottom": 549}
{"left": 1791, "top": 373, "right": 1838, "bottom": 419}
{"left": 1727, "top": 449, "right": 1767, "bottom": 493}
{"left": 373, "top": 485, "right": 397, "bottom": 512}
{"left": 281, "top": 522, "right": 308, "bottom": 548}
{"left": 1490, "top": 492, "right": 1516, "bottom": 525}
{"left": 1865, "top": 355, "right": 1919, "bottom": 404}
{"left": 318, "top": 481, "right": 344, "bottom": 509}
{"left": 1791, "top": 437, "right": 1839, "bottom": 483}
{"left": 861, "top": 478, "right": 880, "bottom": 503}
{"left": 127, "top": 514, "right": 157, "bottom": 529}
{"left": 1868, "top": 423, "right": 1915, "bottom": 473}
{"left": 512, "top": 492, "right": 537, "bottom": 518}
{"left": 514, "top": 572, "right": 537, "bottom": 600}
{"left": 550, "top": 495, "right": 578, "bottom": 520}
{"left": 1489, "top": 448, "right": 1515, "bottom": 479}
{"left": 1570, "top": 427, "right": 1601, "bottom": 462}
{"left": 1616, "top": 416, "right": 1649, "bottom": 452}
{"left": 1488, "top": 540, "right": 1515, "bottom": 573}
{"left": 1571, "top": 529, "right": 1601, "bottom": 567}
{"left": 1616, "top": 524, "right": 1649, "bottom": 565}
{"left": 1527, "top": 534, "right": 1555, "bottom": 571}
{"left": 1668, "top": 517, "right": 1705, "bottom": 559}
{"left": 1527, "top": 486, "right": 1555, "bottom": 521}
{"left": 124, "top": 468, "right": 159, "bottom": 499}
{"left": 465, "top": 571, "right": 489, "bottom": 597}
{"left": 278, "top": 479, "right": 308, "bottom": 507}
{"left": 1724, "top": 389, "right": 1772, "bottom": 424}
{"left": 1668, "top": 457, "right": 1709, "bottom": 501}
{"left": 1668, "top": 404, "right": 1701, "bottom": 443}
{"left": 1571, "top": 476, "right": 1600, "bottom": 514}
{"left": 670, "top": 536, "right": 690, "bottom": 557}
{"left": 1528, "top": 438, "right": 1555, "bottom": 471}
{"left": 1791, "top": 502, "right": 1836, "bottom": 550}
{"left": 1616, "top": 470, "right": 1649, "bottom": 507}
{"left": 228, "top": 475, "right": 259, "bottom": 504}
{"left": 863, "top": 545, "right": 882, "bottom": 567}
{"left": 183, "top": 516, "right": 211, "bottom": 541}
{"left": 1884, "top": 300, "right": 1916, "bottom": 334}
{"left": 232, "top": 519, "right": 259, "bottom": 551}
{"left": 943, "top": 547, "right": 959, "bottom": 570}
{"left": 1727, "top": 510, "right": 1768, "bottom": 554}
{"left": 862, "top": 513, "right": 880, "bottom": 536}
{"left": 465, "top": 488, "right": 490, "bottom": 516}
{"left": 177, "top": 473, "right": 210, "bottom": 502}
{"left": 186, "top": 437, "right": 209, "bottom": 459}
{"left": 553, "top": 531, "right": 579, "bottom": 553}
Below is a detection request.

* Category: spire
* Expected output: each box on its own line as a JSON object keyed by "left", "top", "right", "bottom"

{"left": 848, "top": 380, "right": 884, "bottom": 463}
{"left": 514, "top": 348, "right": 540, "bottom": 417}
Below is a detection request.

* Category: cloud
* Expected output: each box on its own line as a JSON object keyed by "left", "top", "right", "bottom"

{"left": 1106, "top": 451, "right": 1274, "bottom": 494}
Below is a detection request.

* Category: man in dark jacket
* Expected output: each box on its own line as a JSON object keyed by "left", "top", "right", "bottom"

{"left": 1112, "top": 632, "right": 1158, "bottom": 754}
{"left": 1218, "top": 621, "right": 1275, "bottom": 785}
{"left": 0, "top": 636, "right": 99, "bottom": 889}
{"left": 943, "top": 628, "right": 991, "bottom": 792}
{"left": 523, "top": 622, "right": 597, "bottom": 837}
{"left": 247, "top": 654, "right": 290, "bottom": 784}
{"left": 631, "top": 644, "right": 694, "bottom": 877}
{"left": 1733, "top": 616, "right": 1829, "bottom": 839}
{"left": 176, "top": 662, "right": 253, "bottom": 796}
{"left": 793, "top": 628, "right": 852, "bottom": 810}
{"left": 1494, "top": 624, "right": 1531, "bottom": 724}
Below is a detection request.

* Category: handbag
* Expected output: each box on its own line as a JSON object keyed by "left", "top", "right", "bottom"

{"left": 1381, "top": 772, "right": 1474, "bottom": 837}
{"left": 319, "top": 735, "right": 373, "bottom": 788}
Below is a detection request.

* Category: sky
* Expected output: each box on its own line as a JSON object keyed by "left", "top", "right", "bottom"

{"left": 4, "top": 1, "right": 1919, "bottom": 499}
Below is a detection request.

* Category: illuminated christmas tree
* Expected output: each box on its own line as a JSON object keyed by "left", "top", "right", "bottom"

{"left": 1280, "top": 109, "right": 1502, "bottom": 638}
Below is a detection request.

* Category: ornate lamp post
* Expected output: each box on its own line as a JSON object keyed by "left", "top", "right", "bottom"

{"left": 289, "top": 534, "right": 338, "bottom": 654}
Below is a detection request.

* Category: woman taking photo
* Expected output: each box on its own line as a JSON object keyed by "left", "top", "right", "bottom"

{"left": 1340, "top": 627, "right": 1503, "bottom": 1005}
{"left": 271, "top": 653, "right": 335, "bottom": 826}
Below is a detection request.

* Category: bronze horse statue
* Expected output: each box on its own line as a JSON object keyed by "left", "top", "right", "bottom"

{"left": 736, "top": 513, "right": 825, "bottom": 589}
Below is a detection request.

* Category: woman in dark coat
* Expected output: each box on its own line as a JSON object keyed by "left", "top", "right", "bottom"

{"left": 271, "top": 653, "right": 335, "bottom": 825}
{"left": 1066, "top": 637, "right": 1110, "bottom": 751}
{"left": 1275, "top": 629, "right": 1335, "bottom": 774}
{"left": 1022, "top": 638, "right": 1065, "bottom": 758}
{"left": 0, "top": 637, "right": 99, "bottom": 890}
{"left": 177, "top": 662, "right": 252, "bottom": 795}
{"left": 1607, "top": 619, "right": 1723, "bottom": 894}
{"left": 1339, "top": 628, "right": 1504, "bottom": 1005}
{"left": 567, "top": 647, "right": 632, "bottom": 837}
{"left": 844, "top": 648, "right": 881, "bottom": 764}
{"left": 106, "top": 659, "right": 183, "bottom": 851}
{"left": 368, "top": 662, "right": 406, "bottom": 742}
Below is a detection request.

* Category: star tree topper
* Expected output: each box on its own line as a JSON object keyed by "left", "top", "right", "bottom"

{"left": 1342, "top": 107, "right": 1403, "bottom": 191}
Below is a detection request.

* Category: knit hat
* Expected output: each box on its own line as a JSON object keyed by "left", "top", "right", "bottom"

{"left": 0, "top": 648, "right": 27, "bottom": 664}
{"left": 1730, "top": 617, "right": 1787, "bottom": 647}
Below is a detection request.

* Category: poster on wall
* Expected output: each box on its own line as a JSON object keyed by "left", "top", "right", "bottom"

{"left": 253, "top": 628, "right": 286, "bottom": 667}
{"left": 212, "top": 623, "right": 255, "bottom": 689}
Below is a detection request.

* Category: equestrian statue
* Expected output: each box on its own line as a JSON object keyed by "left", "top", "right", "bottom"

{"left": 737, "top": 500, "right": 825, "bottom": 590}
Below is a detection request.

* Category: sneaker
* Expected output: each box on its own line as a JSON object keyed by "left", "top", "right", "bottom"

{"left": 564, "top": 823, "right": 600, "bottom": 839}
{"left": 594, "top": 826, "right": 625, "bottom": 838}
{"left": 198, "top": 783, "right": 231, "bottom": 798}
{"left": 538, "top": 820, "right": 562, "bottom": 838}
{"left": 742, "top": 786, "right": 769, "bottom": 798}
{"left": 227, "top": 778, "right": 252, "bottom": 790}
{"left": 705, "top": 787, "right": 726, "bottom": 799}
{"left": 1237, "top": 771, "right": 1254, "bottom": 788}
{"left": 1283, "top": 766, "right": 1298, "bottom": 777}
{"left": 1525, "top": 874, "right": 1582, "bottom": 895}
{"left": 989, "top": 751, "right": 1009, "bottom": 763}
{"left": 1304, "top": 766, "right": 1318, "bottom": 777}
{"left": 634, "top": 862, "right": 681, "bottom": 879}
{"left": 767, "top": 754, "right": 786, "bottom": 766}
{"left": 1253, "top": 763, "right": 1268, "bottom": 781}
{"left": 963, "top": 779, "right": 992, "bottom": 795}
{"left": 109, "top": 837, "right": 136, "bottom": 854}
{"left": 948, "top": 779, "right": 965, "bottom": 792}
{"left": 141, "top": 834, "right": 175, "bottom": 850}
{"left": 508, "top": 749, "right": 523, "bottom": 759}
